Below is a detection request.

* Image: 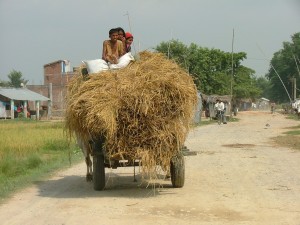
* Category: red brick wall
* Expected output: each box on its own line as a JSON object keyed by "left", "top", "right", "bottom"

{"left": 25, "top": 61, "right": 79, "bottom": 117}
{"left": 44, "top": 61, "right": 62, "bottom": 85}
{"left": 26, "top": 85, "right": 49, "bottom": 109}
{"left": 44, "top": 61, "right": 77, "bottom": 86}
{"left": 27, "top": 73, "right": 76, "bottom": 111}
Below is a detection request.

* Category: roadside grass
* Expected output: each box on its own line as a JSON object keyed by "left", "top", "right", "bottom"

{"left": 285, "top": 113, "right": 300, "bottom": 121}
{"left": 272, "top": 124, "right": 300, "bottom": 151}
{"left": 283, "top": 125, "right": 300, "bottom": 135}
{"left": 228, "top": 117, "right": 239, "bottom": 122}
{"left": 0, "top": 119, "right": 82, "bottom": 202}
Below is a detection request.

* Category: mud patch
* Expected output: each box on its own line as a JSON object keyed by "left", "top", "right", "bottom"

{"left": 197, "top": 151, "right": 216, "bottom": 155}
{"left": 222, "top": 143, "right": 255, "bottom": 148}
{"left": 146, "top": 206, "right": 250, "bottom": 222}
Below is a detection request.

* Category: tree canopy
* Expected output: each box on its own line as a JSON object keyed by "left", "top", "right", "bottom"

{"left": 155, "top": 40, "right": 261, "bottom": 100}
{"left": 265, "top": 32, "right": 300, "bottom": 103}
{"left": 0, "top": 70, "right": 28, "bottom": 88}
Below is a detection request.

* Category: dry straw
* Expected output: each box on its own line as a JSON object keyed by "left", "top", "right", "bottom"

{"left": 65, "top": 51, "right": 198, "bottom": 177}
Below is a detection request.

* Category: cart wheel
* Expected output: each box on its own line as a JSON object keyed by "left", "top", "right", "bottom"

{"left": 170, "top": 153, "right": 185, "bottom": 188}
{"left": 93, "top": 154, "right": 105, "bottom": 190}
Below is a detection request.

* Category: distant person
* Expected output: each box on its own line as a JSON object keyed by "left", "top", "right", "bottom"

{"left": 270, "top": 102, "right": 276, "bottom": 114}
{"left": 232, "top": 103, "right": 238, "bottom": 116}
{"left": 17, "top": 105, "right": 22, "bottom": 113}
{"left": 125, "top": 32, "right": 133, "bottom": 53}
{"left": 27, "top": 106, "right": 31, "bottom": 118}
{"left": 102, "top": 28, "right": 125, "bottom": 64}
{"left": 214, "top": 99, "right": 227, "bottom": 124}
{"left": 13, "top": 105, "right": 18, "bottom": 118}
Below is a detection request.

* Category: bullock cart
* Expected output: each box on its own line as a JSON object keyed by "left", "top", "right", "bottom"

{"left": 66, "top": 51, "right": 198, "bottom": 191}
{"left": 91, "top": 137, "right": 196, "bottom": 190}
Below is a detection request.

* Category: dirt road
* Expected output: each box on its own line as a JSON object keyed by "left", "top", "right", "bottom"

{"left": 1, "top": 111, "right": 300, "bottom": 225}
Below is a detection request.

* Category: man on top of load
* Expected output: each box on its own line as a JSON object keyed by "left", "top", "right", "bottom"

{"left": 102, "top": 28, "right": 125, "bottom": 64}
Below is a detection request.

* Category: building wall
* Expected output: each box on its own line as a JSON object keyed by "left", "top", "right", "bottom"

{"left": 27, "top": 70, "right": 77, "bottom": 117}
{"left": 44, "top": 61, "right": 62, "bottom": 85}
{"left": 25, "top": 60, "right": 79, "bottom": 118}
{"left": 44, "top": 61, "right": 76, "bottom": 86}
{"left": 26, "top": 85, "right": 49, "bottom": 109}
{"left": 27, "top": 84, "right": 69, "bottom": 110}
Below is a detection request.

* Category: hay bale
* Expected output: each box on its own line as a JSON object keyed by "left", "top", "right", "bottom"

{"left": 65, "top": 51, "right": 198, "bottom": 174}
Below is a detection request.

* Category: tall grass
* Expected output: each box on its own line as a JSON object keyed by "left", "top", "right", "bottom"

{"left": 0, "top": 119, "right": 82, "bottom": 201}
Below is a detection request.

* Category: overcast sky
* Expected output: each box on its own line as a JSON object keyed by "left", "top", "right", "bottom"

{"left": 0, "top": 0, "right": 299, "bottom": 85}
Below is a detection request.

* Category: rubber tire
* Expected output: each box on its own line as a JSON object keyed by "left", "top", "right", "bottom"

{"left": 170, "top": 153, "right": 185, "bottom": 188}
{"left": 93, "top": 154, "right": 105, "bottom": 191}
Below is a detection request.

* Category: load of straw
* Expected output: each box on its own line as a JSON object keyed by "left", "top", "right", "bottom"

{"left": 65, "top": 51, "right": 198, "bottom": 175}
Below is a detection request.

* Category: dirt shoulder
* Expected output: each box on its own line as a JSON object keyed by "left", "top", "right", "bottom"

{"left": 0, "top": 111, "right": 300, "bottom": 225}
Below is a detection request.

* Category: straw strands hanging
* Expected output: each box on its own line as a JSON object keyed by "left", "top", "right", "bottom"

{"left": 65, "top": 51, "right": 198, "bottom": 174}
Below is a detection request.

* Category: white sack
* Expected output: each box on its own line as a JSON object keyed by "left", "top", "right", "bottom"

{"left": 82, "top": 59, "right": 109, "bottom": 74}
{"left": 109, "top": 52, "right": 135, "bottom": 70}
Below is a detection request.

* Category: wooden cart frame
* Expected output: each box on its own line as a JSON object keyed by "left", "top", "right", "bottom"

{"left": 91, "top": 137, "right": 195, "bottom": 191}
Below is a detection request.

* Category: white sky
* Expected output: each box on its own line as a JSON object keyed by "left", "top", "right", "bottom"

{"left": 0, "top": 0, "right": 299, "bottom": 84}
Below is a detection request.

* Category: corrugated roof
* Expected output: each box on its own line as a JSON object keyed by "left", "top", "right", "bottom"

{"left": 0, "top": 88, "right": 50, "bottom": 101}
{"left": 260, "top": 97, "right": 270, "bottom": 102}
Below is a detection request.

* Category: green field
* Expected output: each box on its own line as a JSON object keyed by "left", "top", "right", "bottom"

{"left": 0, "top": 119, "right": 82, "bottom": 201}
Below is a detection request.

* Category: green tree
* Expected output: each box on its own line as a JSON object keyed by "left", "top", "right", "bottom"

{"left": 7, "top": 70, "right": 28, "bottom": 88}
{"left": 266, "top": 32, "right": 300, "bottom": 102}
{"left": 233, "top": 66, "right": 261, "bottom": 99}
{"left": 155, "top": 39, "right": 260, "bottom": 100}
{"left": 255, "top": 77, "right": 272, "bottom": 99}
{"left": 0, "top": 80, "right": 9, "bottom": 87}
{"left": 155, "top": 39, "right": 189, "bottom": 69}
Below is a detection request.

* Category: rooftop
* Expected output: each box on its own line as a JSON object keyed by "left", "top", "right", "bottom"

{"left": 0, "top": 87, "right": 50, "bottom": 101}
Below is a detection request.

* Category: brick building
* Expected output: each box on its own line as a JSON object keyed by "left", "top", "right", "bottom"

{"left": 27, "top": 59, "right": 78, "bottom": 118}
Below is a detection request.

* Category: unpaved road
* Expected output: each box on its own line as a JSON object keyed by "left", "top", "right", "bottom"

{"left": 1, "top": 111, "right": 300, "bottom": 225}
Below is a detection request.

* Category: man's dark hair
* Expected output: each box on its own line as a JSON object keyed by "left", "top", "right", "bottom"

{"left": 109, "top": 28, "right": 118, "bottom": 36}
{"left": 115, "top": 27, "right": 125, "bottom": 35}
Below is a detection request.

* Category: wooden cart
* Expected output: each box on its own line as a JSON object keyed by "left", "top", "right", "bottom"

{"left": 91, "top": 137, "right": 196, "bottom": 191}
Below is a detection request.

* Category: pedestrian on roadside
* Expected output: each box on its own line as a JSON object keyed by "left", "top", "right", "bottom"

{"left": 270, "top": 102, "right": 276, "bottom": 114}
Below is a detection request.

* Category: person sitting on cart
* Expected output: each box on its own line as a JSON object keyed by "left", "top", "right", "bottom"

{"left": 116, "top": 27, "right": 126, "bottom": 52}
{"left": 125, "top": 32, "right": 134, "bottom": 53}
{"left": 102, "top": 28, "right": 125, "bottom": 64}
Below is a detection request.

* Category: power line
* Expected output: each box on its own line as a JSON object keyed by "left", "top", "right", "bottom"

{"left": 256, "top": 43, "right": 292, "bottom": 102}
{"left": 124, "top": 11, "right": 138, "bottom": 56}
{"left": 230, "top": 28, "right": 234, "bottom": 100}
{"left": 247, "top": 57, "right": 270, "bottom": 61}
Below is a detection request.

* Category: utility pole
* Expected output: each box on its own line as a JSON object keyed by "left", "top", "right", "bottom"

{"left": 124, "top": 11, "right": 137, "bottom": 56}
{"left": 231, "top": 29, "right": 234, "bottom": 99}
{"left": 293, "top": 77, "right": 297, "bottom": 100}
